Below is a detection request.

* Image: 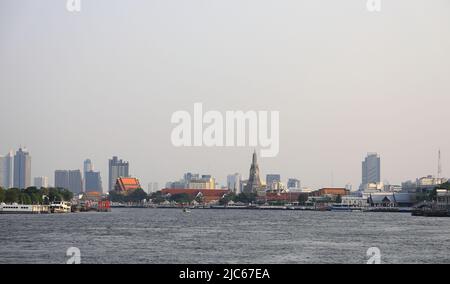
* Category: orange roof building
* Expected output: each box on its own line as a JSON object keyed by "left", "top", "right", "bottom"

{"left": 114, "top": 177, "right": 141, "bottom": 192}
{"left": 161, "top": 188, "right": 229, "bottom": 203}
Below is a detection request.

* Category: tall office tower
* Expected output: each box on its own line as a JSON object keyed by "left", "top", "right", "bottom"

{"left": 147, "top": 182, "right": 159, "bottom": 194}
{"left": 85, "top": 171, "right": 103, "bottom": 193}
{"left": 108, "top": 156, "right": 129, "bottom": 192}
{"left": 227, "top": 173, "right": 241, "bottom": 194}
{"left": 0, "top": 150, "right": 13, "bottom": 188}
{"left": 244, "top": 150, "right": 263, "bottom": 193}
{"left": 287, "top": 178, "right": 301, "bottom": 189}
{"left": 83, "top": 159, "right": 94, "bottom": 190}
{"left": 266, "top": 174, "right": 281, "bottom": 187}
{"left": 361, "top": 153, "right": 381, "bottom": 188}
{"left": 55, "top": 170, "right": 69, "bottom": 189}
{"left": 55, "top": 170, "right": 83, "bottom": 194}
{"left": 69, "top": 170, "right": 83, "bottom": 194}
{"left": 34, "top": 176, "right": 49, "bottom": 188}
{"left": 13, "top": 148, "right": 31, "bottom": 189}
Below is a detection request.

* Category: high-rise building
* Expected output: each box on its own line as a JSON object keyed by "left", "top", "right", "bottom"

{"left": 0, "top": 150, "right": 13, "bottom": 188}
{"left": 361, "top": 153, "right": 381, "bottom": 190}
{"left": 55, "top": 170, "right": 69, "bottom": 189}
{"left": 55, "top": 169, "right": 83, "bottom": 194}
{"left": 13, "top": 148, "right": 31, "bottom": 189}
{"left": 187, "top": 175, "right": 216, "bottom": 189}
{"left": 83, "top": 159, "right": 93, "bottom": 173}
{"left": 266, "top": 174, "right": 281, "bottom": 187}
{"left": 85, "top": 171, "right": 103, "bottom": 193}
{"left": 227, "top": 173, "right": 241, "bottom": 194}
{"left": 244, "top": 150, "right": 263, "bottom": 193}
{"left": 68, "top": 170, "right": 83, "bottom": 194}
{"left": 287, "top": 178, "right": 301, "bottom": 189}
{"left": 34, "top": 176, "right": 49, "bottom": 188}
{"left": 83, "top": 159, "right": 94, "bottom": 190}
{"left": 108, "top": 156, "right": 129, "bottom": 192}
{"left": 147, "top": 182, "right": 159, "bottom": 194}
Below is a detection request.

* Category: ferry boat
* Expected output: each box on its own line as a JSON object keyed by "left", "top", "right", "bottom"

{"left": 50, "top": 201, "right": 72, "bottom": 213}
{"left": 331, "top": 204, "right": 362, "bottom": 212}
{"left": 0, "top": 203, "right": 50, "bottom": 214}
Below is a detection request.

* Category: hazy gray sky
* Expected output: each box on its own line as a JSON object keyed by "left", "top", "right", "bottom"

{"left": 1, "top": 0, "right": 449, "bottom": 190}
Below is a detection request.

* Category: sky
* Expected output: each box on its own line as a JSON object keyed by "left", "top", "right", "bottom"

{"left": 1, "top": 0, "right": 450, "bottom": 190}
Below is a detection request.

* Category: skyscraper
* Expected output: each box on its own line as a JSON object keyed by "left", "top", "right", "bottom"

{"left": 55, "top": 169, "right": 83, "bottom": 194}
{"left": 244, "top": 151, "right": 262, "bottom": 193}
{"left": 287, "top": 178, "right": 301, "bottom": 189}
{"left": 108, "top": 156, "right": 129, "bottom": 192}
{"left": 83, "top": 159, "right": 94, "bottom": 190}
{"left": 266, "top": 174, "right": 281, "bottom": 187}
{"left": 85, "top": 170, "right": 103, "bottom": 193}
{"left": 361, "top": 153, "right": 381, "bottom": 189}
{"left": 0, "top": 150, "right": 13, "bottom": 188}
{"left": 68, "top": 170, "right": 83, "bottom": 194}
{"left": 34, "top": 176, "right": 49, "bottom": 188}
{"left": 55, "top": 170, "right": 69, "bottom": 190}
{"left": 13, "top": 148, "right": 31, "bottom": 189}
{"left": 227, "top": 173, "right": 241, "bottom": 194}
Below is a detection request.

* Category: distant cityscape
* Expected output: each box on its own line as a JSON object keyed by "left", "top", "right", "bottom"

{"left": 0, "top": 146, "right": 448, "bottom": 209}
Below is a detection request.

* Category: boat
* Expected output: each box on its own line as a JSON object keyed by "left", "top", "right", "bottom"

{"left": 182, "top": 208, "right": 191, "bottom": 213}
{"left": 50, "top": 201, "right": 72, "bottom": 213}
{"left": 331, "top": 204, "right": 353, "bottom": 212}
{"left": 0, "top": 203, "right": 50, "bottom": 214}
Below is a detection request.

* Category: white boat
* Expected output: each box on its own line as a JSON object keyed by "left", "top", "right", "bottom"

{"left": 182, "top": 208, "right": 191, "bottom": 213}
{"left": 331, "top": 204, "right": 355, "bottom": 212}
{"left": 50, "top": 201, "right": 72, "bottom": 213}
{"left": 0, "top": 203, "right": 50, "bottom": 214}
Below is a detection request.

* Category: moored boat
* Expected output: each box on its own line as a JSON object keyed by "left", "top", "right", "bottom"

{"left": 50, "top": 201, "right": 72, "bottom": 213}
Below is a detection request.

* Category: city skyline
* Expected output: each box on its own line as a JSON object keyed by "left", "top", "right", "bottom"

{"left": 0, "top": 146, "right": 447, "bottom": 192}
{"left": 1, "top": 0, "right": 450, "bottom": 190}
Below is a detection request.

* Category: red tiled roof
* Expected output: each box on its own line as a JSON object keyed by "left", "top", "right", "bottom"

{"left": 115, "top": 177, "right": 141, "bottom": 191}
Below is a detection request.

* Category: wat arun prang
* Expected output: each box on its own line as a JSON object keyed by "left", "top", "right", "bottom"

{"left": 244, "top": 150, "right": 265, "bottom": 193}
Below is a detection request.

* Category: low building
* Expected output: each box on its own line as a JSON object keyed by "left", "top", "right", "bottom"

{"left": 310, "top": 188, "right": 350, "bottom": 197}
{"left": 161, "top": 188, "right": 229, "bottom": 203}
{"left": 258, "top": 191, "right": 303, "bottom": 203}
{"left": 364, "top": 192, "right": 415, "bottom": 208}
{"left": 114, "top": 177, "right": 141, "bottom": 193}
{"left": 436, "top": 189, "right": 450, "bottom": 209}
{"left": 341, "top": 196, "right": 369, "bottom": 208}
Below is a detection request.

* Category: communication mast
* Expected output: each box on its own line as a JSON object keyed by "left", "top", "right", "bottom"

{"left": 438, "top": 149, "right": 442, "bottom": 179}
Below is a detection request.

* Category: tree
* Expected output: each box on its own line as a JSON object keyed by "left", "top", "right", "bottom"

{"left": 128, "top": 188, "right": 148, "bottom": 203}
{"left": 5, "top": 188, "right": 20, "bottom": 203}
{"left": 297, "top": 193, "right": 309, "bottom": 205}
{"left": 219, "top": 193, "right": 234, "bottom": 205}
{"left": 170, "top": 193, "right": 193, "bottom": 204}
{"left": 235, "top": 192, "right": 257, "bottom": 204}
{"left": 149, "top": 191, "right": 166, "bottom": 204}
{"left": 0, "top": 187, "right": 4, "bottom": 203}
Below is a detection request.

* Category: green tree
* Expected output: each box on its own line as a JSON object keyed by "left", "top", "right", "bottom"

{"left": 128, "top": 188, "right": 148, "bottom": 203}
{"left": 149, "top": 191, "right": 166, "bottom": 204}
{"left": 5, "top": 188, "right": 20, "bottom": 203}
{"left": 170, "top": 193, "right": 193, "bottom": 204}
{"left": 235, "top": 192, "right": 257, "bottom": 204}
{"left": 219, "top": 193, "right": 235, "bottom": 205}
{"left": 297, "top": 193, "right": 309, "bottom": 205}
{"left": 0, "top": 187, "right": 4, "bottom": 203}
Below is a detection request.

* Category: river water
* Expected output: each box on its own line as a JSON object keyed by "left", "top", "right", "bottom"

{"left": 0, "top": 208, "right": 449, "bottom": 264}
